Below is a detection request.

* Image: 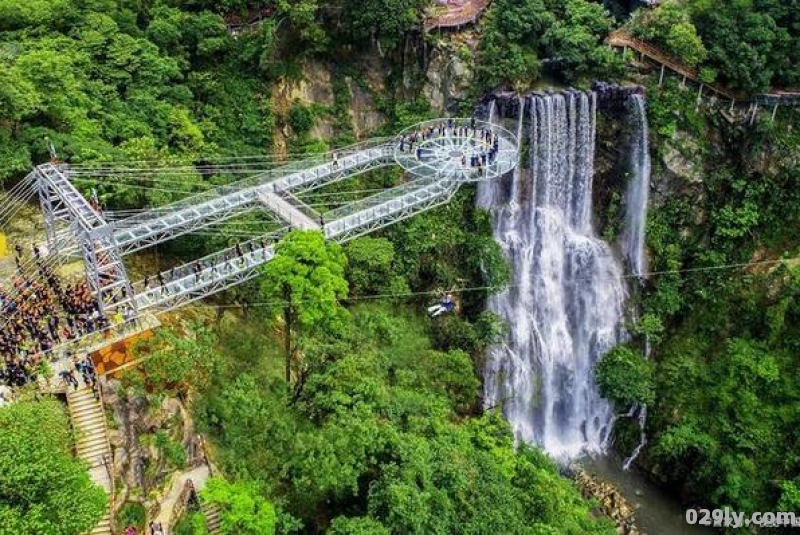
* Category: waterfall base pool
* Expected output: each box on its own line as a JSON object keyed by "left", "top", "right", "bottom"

{"left": 580, "top": 455, "right": 713, "bottom": 535}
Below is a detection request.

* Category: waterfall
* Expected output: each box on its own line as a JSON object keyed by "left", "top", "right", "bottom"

{"left": 619, "top": 96, "right": 652, "bottom": 466}
{"left": 482, "top": 91, "right": 627, "bottom": 460}
{"left": 622, "top": 404, "right": 647, "bottom": 470}
{"left": 621, "top": 94, "right": 651, "bottom": 280}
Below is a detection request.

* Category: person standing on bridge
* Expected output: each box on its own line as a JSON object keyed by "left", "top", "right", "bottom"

{"left": 332, "top": 152, "right": 339, "bottom": 169}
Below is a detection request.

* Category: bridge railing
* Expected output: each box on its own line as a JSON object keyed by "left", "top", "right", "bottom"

{"left": 107, "top": 137, "right": 393, "bottom": 231}
{"left": 326, "top": 178, "right": 462, "bottom": 243}
{"left": 323, "top": 175, "right": 441, "bottom": 221}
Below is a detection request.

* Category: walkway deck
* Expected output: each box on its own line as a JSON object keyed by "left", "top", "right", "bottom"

{"left": 608, "top": 29, "right": 800, "bottom": 107}
{"left": 257, "top": 191, "right": 320, "bottom": 230}
{"left": 424, "top": 0, "right": 491, "bottom": 32}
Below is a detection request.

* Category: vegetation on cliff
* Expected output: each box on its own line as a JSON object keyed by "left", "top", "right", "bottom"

{"left": 476, "top": 0, "right": 624, "bottom": 90}
{"left": 629, "top": 0, "right": 800, "bottom": 91}
{"left": 632, "top": 82, "right": 800, "bottom": 513}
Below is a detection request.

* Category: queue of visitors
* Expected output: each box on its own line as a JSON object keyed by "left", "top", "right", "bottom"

{"left": 397, "top": 117, "right": 502, "bottom": 174}
{"left": 0, "top": 243, "right": 107, "bottom": 388}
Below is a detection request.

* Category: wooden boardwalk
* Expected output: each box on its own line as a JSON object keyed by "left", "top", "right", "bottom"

{"left": 607, "top": 29, "right": 800, "bottom": 110}
{"left": 424, "top": 0, "right": 491, "bottom": 32}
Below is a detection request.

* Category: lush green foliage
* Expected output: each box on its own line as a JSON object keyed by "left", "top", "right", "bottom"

{"left": 597, "top": 345, "right": 655, "bottom": 411}
{"left": 630, "top": 0, "right": 800, "bottom": 91}
{"left": 0, "top": 0, "right": 436, "bottom": 189}
{"left": 0, "top": 398, "right": 107, "bottom": 535}
{"left": 174, "top": 512, "right": 210, "bottom": 535}
{"left": 344, "top": 237, "right": 405, "bottom": 297}
{"left": 0, "top": 0, "right": 277, "bottom": 187}
{"left": 116, "top": 502, "right": 146, "bottom": 532}
{"left": 203, "top": 478, "right": 277, "bottom": 535}
{"left": 639, "top": 83, "right": 800, "bottom": 513}
{"left": 477, "top": 0, "right": 624, "bottom": 89}
{"left": 195, "top": 305, "right": 615, "bottom": 534}
{"left": 126, "top": 323, "right": 219, "bottom": 398}
{"left": 631, "top": 1, "right": 707, "bottom": 67}
{"left": 260, "top": 230, "right": 349, "bottom": 382}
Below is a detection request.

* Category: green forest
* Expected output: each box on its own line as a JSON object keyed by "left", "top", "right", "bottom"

{"left": 1, "top": 0, "right": 800, "bottom": 534}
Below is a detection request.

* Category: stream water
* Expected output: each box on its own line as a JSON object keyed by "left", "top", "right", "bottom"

{"left": 582, "top": 455, "right": 714, "bottom": 535}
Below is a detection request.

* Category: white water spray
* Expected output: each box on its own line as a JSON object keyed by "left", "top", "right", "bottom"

{"left": 621, "top": 94, "right": 651, "bottom": 280}
{"left": 482, "top": 91, "right": 627, "bottom": 459}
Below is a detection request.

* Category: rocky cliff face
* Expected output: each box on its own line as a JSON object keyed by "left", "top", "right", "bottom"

{"left": 269, "top": 32, "right": 477, "bottom": 153}
{"left": 421, "top": 32, "right": 478, "bottom": 114}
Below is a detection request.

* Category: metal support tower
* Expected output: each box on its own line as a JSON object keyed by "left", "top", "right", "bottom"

{"left": 36, "top": 163, "right": 134, "bottom": 316}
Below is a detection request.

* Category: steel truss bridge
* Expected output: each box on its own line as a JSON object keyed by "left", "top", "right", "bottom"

{"left": 27, "top": 119, "right": 518, "bottom": 319}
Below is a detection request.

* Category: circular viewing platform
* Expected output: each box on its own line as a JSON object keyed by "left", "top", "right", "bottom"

{"left": 393, "top": 118, "right": 519, "bottom": 182}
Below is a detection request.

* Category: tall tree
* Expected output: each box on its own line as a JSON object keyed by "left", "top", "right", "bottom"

{"left": 260, "top": 230, "right": 348, "bottom": 383}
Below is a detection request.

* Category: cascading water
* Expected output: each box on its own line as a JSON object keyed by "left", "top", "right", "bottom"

{"left": 621, "top": 94, "right": 651, "bottom": 280}
{"left": 622, "top": 404, "right": 647, "bottom": 470}
{"left": 482, "top": 91, "right": 627, "bottom": 459}
{"left": 619, "top": 94, "right": 652, "bottom": 469}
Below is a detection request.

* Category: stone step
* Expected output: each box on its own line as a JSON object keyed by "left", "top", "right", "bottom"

{"left": 77, "top": 443, "right": 109, "bottom": 458}
{"left": 69, "top": 399, "right": 102, "bottom": 412}
{"left": 76, "top": 436, "right": 108, "bottom": 452}
{"left": 68, "top": 400, "right": 102, "bottom": 413}
{"left": 72, "top": 411, "right": 104, "bottom": 423}
{"left": 89, "top": 514, "right": 112, "bottom": 535}
{"left": 70, "top": 407, "right": 103, "bottom": 419}
{"left": 202, "top": 504, "right": 222, "bottom": 534}
{"left": 68, "top": 381, "right": 113, "bottom": 535}
{"left": 77, "top": 442, "right": 107, "bottom": 454}
{"left": 73, "top": 420, "right": 108, "bottom": 434}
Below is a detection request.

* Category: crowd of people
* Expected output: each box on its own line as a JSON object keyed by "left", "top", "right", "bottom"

{"left": 397, "top": 117, "right": 502, "bottom": 174}
{"left": 0, "top": 243, "right": 108, "bottom": 389}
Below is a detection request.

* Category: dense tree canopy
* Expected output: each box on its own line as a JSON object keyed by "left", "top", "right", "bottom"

{"left": 260, "top": 230, "right": 349, "bottom": 383}
{"left": 203, "top": 478, "right": 277, "bottom": 535}
{"left": 195, "top": 304, "right": 615, "bottom": 533}
{"left": 637, "top": 81, "right": 800, "bottom": 514}
{"left": 630, "top": 0, "right": 800, "bottom": 91}
{"left": 477, "top": 0, "right": 624, "bottom": 89}
{"left": 596, "top": 345, "right": 655, "bottom": 411}
{"left": 0, "top": 399, "right": 107, "bottom": 535}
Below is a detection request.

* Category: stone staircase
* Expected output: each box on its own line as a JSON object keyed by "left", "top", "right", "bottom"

{"left": 201, "top": 501, "right": 222, "bottom": 534}
{"left": 67, "top": 386, "right": 114, "bottom": 535}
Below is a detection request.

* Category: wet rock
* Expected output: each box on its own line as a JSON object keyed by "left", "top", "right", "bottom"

{"left": 573, "top": 468, "right": 639, "bottom": 535}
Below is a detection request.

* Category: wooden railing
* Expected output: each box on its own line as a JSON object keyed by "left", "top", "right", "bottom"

{"left": 424, "top": 0, "right": 491, "bottom": 32}
{"left": 608, "top": 29, "right": 800, "bottom": 107}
